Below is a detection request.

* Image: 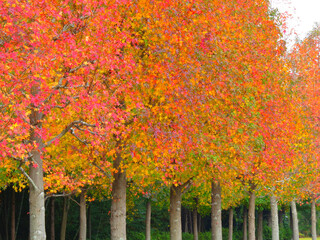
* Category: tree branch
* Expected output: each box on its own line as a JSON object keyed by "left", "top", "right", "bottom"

{"left": 73, "top": 126, "right": 97, "bottom": 135}
{"left": 45, "top": 120, "right": 95, "bottom": 147}
{"left": 43, "top": 61, "right": 93, "bottom": 104}
{"left": 92, "top": 161, "right": 111, "bottom": 178}
{"left": 70, "top": 128, "right": 88, "bottom": 145}
{"left": 45, "top": 192, "right": 73, "bottom": 201}
{"left": 181, "top": 177, "right": 193, "bottom": 194}
{"left": 70, "top": 196, "right": 80, "bottom": 206}
{"left": 18, "top": 166, "right": 40, "bottom": 193}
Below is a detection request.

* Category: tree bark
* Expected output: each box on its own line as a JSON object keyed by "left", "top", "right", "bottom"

{"left": 3, "top": 191, "right": 9, "bottom": 240}
{"left": 193, "top": 208, "right": 198, "bottom": 240}
{"left": 289, "top": 207, "right": 293, "bottom": 234}
{"left": 29, "top": 151, "right": 45, "bottom": 240}
{"left": 198, "top": 213, "right": 201, "bottom": 233}
{"left": 257, "top": 211, "right": 263, "bottom": 240}
{"left": 268, "top": 210, "right": 272, "bottom": 228}
{"left": 79, "top": 192, "right": 86, "bottom": 240}
{"left": 189, "top": 210, "right": 193, "bottom": 234}
{"left": 51, "top": 198, "right": 55, "bottom": 240}
{"left": 145, "top": 199, "right": 151, "bottom": 240}
{"left": 29, "top": 84, "right": 46, "bottom": 240}
{"left": 15, "top": 189, "right": 26, "bottom": 239}
{"left": 170, "top": 184, "right": 183, "bottom": 240}
{"left": 88, "top": 205, "right": 91, "bottom": 240}
{"left": 278, "top": 208, "right": 284, "bottom": 228}
{"left": 291, "top": 200, "right": 299, "bottom": 240}
{"left": 211, "top": 181, "right": 222, "bottom": 240}
{"left": 60, "top": 197, "right": 69, "bottom": 240}
{"left": 311, "top": 198, "right": 317, "bottom": 240}
{"left": 228, "top": 208, "right": 233, "bottom": 240}
{"left": 11, "top": 190, "right": 15, "bottom": 240}
{"left": 184, "top": 208, "right": 189, "bottom": 233}
{"left": 110, "top": 140, "right": 126, "bottom": 240}
{"left": 243, "top": 207, "right": 248, "bottom": 240}
{"left": 248, "top": 191, "right": 256, "bottom": 240}
{"left": 270, "top": 195, "right": 279, "bottom": 240}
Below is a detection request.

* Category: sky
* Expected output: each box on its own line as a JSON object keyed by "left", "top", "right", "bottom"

{"left": 271, "top": 0, "right": 320, "bottom": 41}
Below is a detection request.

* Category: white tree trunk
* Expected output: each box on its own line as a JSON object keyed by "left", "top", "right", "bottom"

{"left": 228, "top": 208, "right": 233, "bottom": 240}
{"left": 248, "top": 191, "right": 256, "bottom": 240}
{"left": 211, "top": 181, "right": 222, "bottom": 240}
{"left": 291, "top": 200, "right": 299, "bottom": 240}
{"left": 270, "top": 195, "right": 279, "bottom": 240}
{"left": 29, "top": 103, "right": 46, "bottom": 240}
{"left": 110, "top": 143, "right": 126, "bottom": 240}
{"left": 170, "top": 185, "right": 183, "bottom": 240}
{"left": 79, "top": 192, "right": 86, "bottom": 240}
{"left": 145, "top": 200, "right": 151, "bottom": 240}
{"left": 311, "top": 199, "right": 317, "bottom": 240}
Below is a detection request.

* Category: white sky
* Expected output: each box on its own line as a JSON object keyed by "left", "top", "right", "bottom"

{"left": 271, "top": 0, "right": 320, "bottom": 41}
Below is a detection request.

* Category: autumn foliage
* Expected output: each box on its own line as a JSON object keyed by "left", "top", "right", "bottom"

{"left": 0, "top": 0, "right": 319, "bottom": 240}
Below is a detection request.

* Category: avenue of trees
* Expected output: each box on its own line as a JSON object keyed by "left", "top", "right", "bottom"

{"left": 1, "top": 0, "right": 320, "bottom": 240}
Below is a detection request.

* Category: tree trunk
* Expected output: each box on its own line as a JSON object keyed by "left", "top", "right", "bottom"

{"left": 60, "top": 197, "right": 69, "bottom": 240}
{"left": 290, "top": 206, "right": 293, "bottom": 234}
{"left": 243, "top": 207, "right": 248, "bottom": 240}
{"left": 29, "top": 84, "right": 46, "bottom": 240}
{"left": 268, "top": 210, "right": 272, "bottom": 228}
{"left": 228, "top": 208, "right": 233, "bottom": 240}
{"left": 79, "top": 191, "right": 86, "bottom": 240}
{"left": 311, "top": 198, "right": 317, "bottom": 240}
{"left": 88, "top": 205, "right": 91, "bottom": 240}
{"left": 257, "top": 211, "right": 263, "bottom": 240}
{"left": 193, "top": 208, "right": 198, "bottom": 240}
{"left": 170, "top": 184, "right": 183, "bottom": 240}
{"left": 15, "top": 189, "right": 25, "bottom": 238}
{"left": 2, "top": 191, "right": 9, "bottom": 240}
{"left": 189, "top": 210, "right": 193, "bottom": 234}
{"left": 291, "top": 200, "right": 299, "bottom": 240}
{"left": 6, "top": 191, "right": 9, "bottom": 240}
{"left": 11, "top": 190, "right": 15, "bottom": 240}
{"left": 145, "top": 199, "right": 151, "bottom": 240}
{"left": 278, "top": 208, "right": 284, "bottom": 228}
{"left": 270, "top": 195, "right": 279, "bottom": 240}
{"left": 29, "top": 153, "right": 45, "bottom": 240}
{"left": 184, "top": 208, "right": 189, "bottom": 233}
{"left": 110, "top": 141, "right": 126, "bottom": 240}
{"left": 248, "top": 191, "right": 256, "bottom": 240}
{"left": 211, "top": 181, "right": 222, "bottom": 240}
{"left": 51, "top": 198, "right": 55, "bottom": 240}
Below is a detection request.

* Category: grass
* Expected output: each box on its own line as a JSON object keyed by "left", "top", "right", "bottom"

{"left": 300, "top": 238, "right": 320, "bottom": 240}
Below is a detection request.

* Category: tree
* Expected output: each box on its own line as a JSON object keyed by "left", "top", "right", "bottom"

{"left": 288, "top": 25, "right": 320, "bottom": 240}
{"left": 0, "top": 1, "right": 139, "bottom": 239}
